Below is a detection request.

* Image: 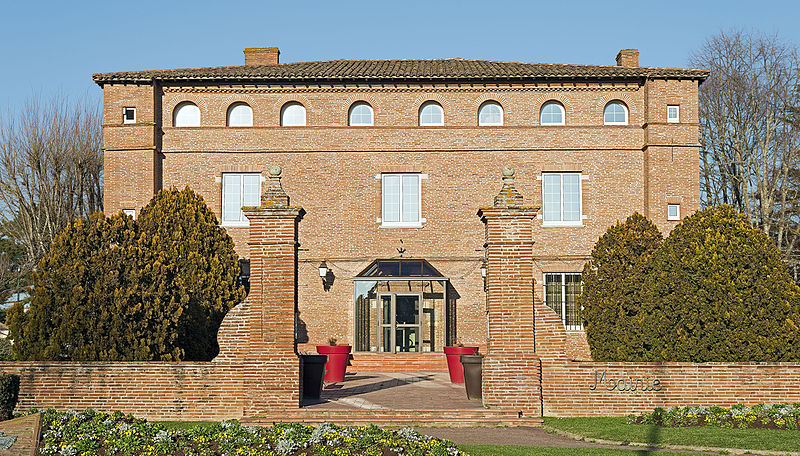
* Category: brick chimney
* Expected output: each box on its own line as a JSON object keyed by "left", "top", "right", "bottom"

{"left": 244, "top": 47, "right": 280, "bottom": 66}
{"left": 616, "top": 49, "right": 639, "bottom": 67}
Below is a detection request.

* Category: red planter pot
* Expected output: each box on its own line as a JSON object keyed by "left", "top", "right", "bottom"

{"left": 316, "top": 345, "right": 352, "bottom": 382}
{"left": 444, "top": 346, "right": 478, "bottom": 383}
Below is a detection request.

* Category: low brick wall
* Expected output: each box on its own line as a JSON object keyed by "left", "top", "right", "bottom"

{"left": 542, "top": 360, "right": 800, "bottom": 416}
{"left": 0, "top": 360, "right": 300, "bottom": 421}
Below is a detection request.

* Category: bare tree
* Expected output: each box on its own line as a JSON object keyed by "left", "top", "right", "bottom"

{"left": 692, "top": 30, "right": 800, "bottom": 274}
{"left": 0, "top": 95, "right": 103, "bottom": 283}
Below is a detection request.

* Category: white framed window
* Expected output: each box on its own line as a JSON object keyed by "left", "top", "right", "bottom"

{"left": 667, "top": 105, "right": 680, "bottom": 123}
{"left": 281, "top": 102, "right": 306, "bottom": 126}
{"left": 668, "top": 204, "right": 680, "bottom": 221}
{"left": 381, "top": 174, "right": 422, "bottom": 227}
{"left": 419, "top": 102, "right": 444, "bottom": 126}
{"left": 173, "top": 102, "right": 200, "bottom": 127}
{"left": 540, "top": 101, "right": 565, "bottom": 125}
{"left": 123, "top": 107, "right": 136, "bottom": 124}
{"left": 222, "top": 173, "right": 261, "bottom": 226}
{"left": 122, "top": 209, "right": 136, "bottom": 219}
{"left": 227, "top": 102, "right": 253, "bottom": 127}
{"left": 603, "top": 101, "right": 628, "bottom": 125}
{"left": 542, "top": 173, "right": 582, "bottom": 226}
{"left": 478, "top": 101, "right": 503, "bottom": 126}
{"left": 349, "top": 102, "right": 374, "bottom": 126}
{"left": 544, "top": 273, "right": 583, "bottom": 330}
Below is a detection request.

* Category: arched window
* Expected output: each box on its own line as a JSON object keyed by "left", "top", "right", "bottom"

{"left": 419, "top": 102, "right": 444, "bottom": 126}
{"left": 478, "top": 101, "right": 503, "bottom": 126}
{"left": 227, "top": 102, "right": 253, "bottom": 127}
{"left": 540, "top": 101, "right": 565, "bottom": 125}
{"left": 349, "top": 102, "right": 374, "bottom": 126}
{"left": 173, "top": 102, "right": 200, "bottom": 127}
{"left": 281, "top": 102, "right": 306, "bottom": 126}
{"left": 603, "top": 101, "right": 628, "bottom": 125}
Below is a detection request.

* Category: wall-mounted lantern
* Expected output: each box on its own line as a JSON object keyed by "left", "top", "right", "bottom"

{"left": 318, "top": 260, "right": 333, "bottom": 291}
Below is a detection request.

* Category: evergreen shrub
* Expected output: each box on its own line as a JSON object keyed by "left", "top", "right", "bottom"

{"left": 583, "top": 206, "right": 800, "bottom": 362}
{"left": 579, "top": 213, "right": 662, "bottom": 361}
{"left": 7, "top": 188, "right": 245, "bottom": 362}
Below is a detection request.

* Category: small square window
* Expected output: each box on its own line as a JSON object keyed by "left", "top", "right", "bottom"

{"left": 123, "top": 107, "right": 136, "bottom": 124}
{"left": 667, "top": 204, "right": 680, "bottom": 221}
{"left": 667, "top": 105, "right": 679, "bottom": 123}
{"left": 122, "top": 209, "right": 136, "bottom": 219}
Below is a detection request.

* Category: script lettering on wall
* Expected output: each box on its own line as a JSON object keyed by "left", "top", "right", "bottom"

{"left": 589, "top": 370, "right": 663, "bottom": 393}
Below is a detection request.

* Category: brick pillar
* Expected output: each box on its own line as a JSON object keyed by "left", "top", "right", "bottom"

{"left": 216, "top": 165, "right": 302, "bottom": 407}
{"left": 478, "top": 167, "right": 542, "bottom": 415}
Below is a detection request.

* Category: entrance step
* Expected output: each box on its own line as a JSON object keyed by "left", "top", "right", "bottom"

{"left": 241, "top": 408, "right": 543, "bottom": 428}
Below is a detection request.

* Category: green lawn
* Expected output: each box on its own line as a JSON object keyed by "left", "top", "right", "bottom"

{"left": 462, "top": 445, "right": 698, "bottom": 455}
{"left": 544, "top": 416, "right": 800, "bottom": 452}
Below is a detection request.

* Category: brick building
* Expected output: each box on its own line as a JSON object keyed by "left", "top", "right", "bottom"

{"left": 93, "top": 47, "right": 707, "bottom": 366}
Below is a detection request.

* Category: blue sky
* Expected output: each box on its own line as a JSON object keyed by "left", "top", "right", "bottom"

{"left": 1, "top": 0, "right": 798, "bottom": 111}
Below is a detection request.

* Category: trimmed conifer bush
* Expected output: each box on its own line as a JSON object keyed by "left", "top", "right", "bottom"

{"left": 8, "top": 188, "right": 245, "bottom": 361}
{"left": 638, "top": 205, "right": 800, "bottom": 362}
{"left": 583, "top": 206, "right": 800, "bottom": 362}
{"left": 137, "top": 188, "right": 245, "bottom": 361}
{"left": 579, "top": 213, "right": 663, "bottom": 361}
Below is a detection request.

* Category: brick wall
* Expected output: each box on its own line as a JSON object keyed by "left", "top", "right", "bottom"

{"left": 541, "top": 360, "right": 800, "bottom": 416}
{"left": 0, "top": 361, "right": 290, "bottom": 420}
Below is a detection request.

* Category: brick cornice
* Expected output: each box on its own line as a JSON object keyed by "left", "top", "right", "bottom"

{"left": 161, "top": 84, "right": 641, "bottom": 94}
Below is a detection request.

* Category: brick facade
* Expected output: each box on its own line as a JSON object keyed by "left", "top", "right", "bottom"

{"left": 97, "top": 48, "right": 705, "bottom": 361}
{"left": 5, "top": 48, "right": 782, "bottom": 421}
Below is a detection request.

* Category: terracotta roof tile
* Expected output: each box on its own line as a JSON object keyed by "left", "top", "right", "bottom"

{"left": 92, "top": 58, "right": 708, "bottom": 85}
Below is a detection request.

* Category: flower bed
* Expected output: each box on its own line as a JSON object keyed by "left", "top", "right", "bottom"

{"left": 629, "top": 404, "right": 800, "bottom": 430}
{"left": 33, "top": 409, "right": 466, "bottom": 456}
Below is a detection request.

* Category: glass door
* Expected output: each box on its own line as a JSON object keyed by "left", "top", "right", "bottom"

{"left": 377, "top": 292, "right": 422, "bottom": 353}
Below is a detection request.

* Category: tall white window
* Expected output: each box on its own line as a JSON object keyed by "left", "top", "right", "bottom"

{"left": 478, "top": 101, "right": 503, "bottom": 126}
{"left": 667, "top": 105, "right": 680, "bottom": 123}
{"left": 349, "top": 102, "right": 374, "bottom": 126}
{"left": 545, "top": 273, "right": 583, "bottom": 330}
{"left": 603, "top": 101, "right": 628, "bottom": 125}
{"left": 173, "top": 102, "right": 200, "bottom": 127}
{"left": 540, "top": 101, "right": 565, "bottom": 125}
{"left": 419, "top": 102, "right": 444, "bottom": 126}
{"left": 281, "top": 102, "right": 306, "bottom": 126}
{"left": 381, "top": 174, "right": 421, "bottom": 227}
{"left": 227, "top": 103, "right": 253, "bottom": 127}
{"left": 542, "top": 173, "right": 582, "bottom": 226}
{"left": 222, "top": 173, "right": 261, "bottom": 225}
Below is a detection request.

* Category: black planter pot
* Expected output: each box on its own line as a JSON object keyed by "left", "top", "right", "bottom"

{"left": 460, "top": 353, "right": 483, "bottom": 400}
{"left": 300, "top": 354, "right": 327, "bottom": 400}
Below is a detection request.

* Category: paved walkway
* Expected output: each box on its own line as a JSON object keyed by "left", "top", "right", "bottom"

{"left": 304, "top": 372, "right": 482, "bottom": 410}
{"left": 414, "top": 426, "right": 724, "bottom": 453}
{"left": 0, "top": 413, "right": 39, "bottom": 456}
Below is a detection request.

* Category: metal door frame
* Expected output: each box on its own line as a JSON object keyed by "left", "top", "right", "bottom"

{"left": 376, "top": 292, "right": 423, "bottom": 353}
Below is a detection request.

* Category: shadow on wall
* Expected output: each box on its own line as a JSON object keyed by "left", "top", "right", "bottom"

{"left": 296, "top": 313, "right": 309, "bottom": 344}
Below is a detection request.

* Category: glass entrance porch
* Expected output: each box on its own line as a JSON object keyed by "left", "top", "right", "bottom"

{"left": 354, "top": 259, "right": 454, "bottom": 353}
